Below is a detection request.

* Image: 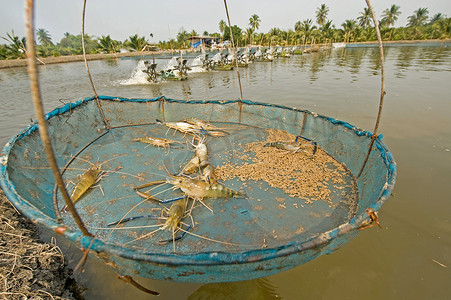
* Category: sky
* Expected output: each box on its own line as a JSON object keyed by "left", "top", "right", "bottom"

{"left": 1, "top": 0, "right": 450, "bottom": 43}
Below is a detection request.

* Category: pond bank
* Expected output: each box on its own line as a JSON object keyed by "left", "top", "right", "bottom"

{"left": 0, "top": 50, "right": 174, "bottom": 69}
{"left": 0, "top": 189, "right": 83, "bottom": 299}
{"left": 1, "top": 39, "right": 450, "bottom": 69}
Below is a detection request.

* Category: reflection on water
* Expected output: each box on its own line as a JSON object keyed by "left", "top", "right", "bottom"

{"left": 188, "top": 278, "right": 280, "bottom": 300}
{"left": 395, "top": 47, "right": 417, "bottom": 78}
{"left": 1, "top": 44, "right": 451, "bottom": 299}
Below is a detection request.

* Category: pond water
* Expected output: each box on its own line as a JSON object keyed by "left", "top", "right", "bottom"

{"left": 1, "top": 44, "right": 450, "bottom": 299}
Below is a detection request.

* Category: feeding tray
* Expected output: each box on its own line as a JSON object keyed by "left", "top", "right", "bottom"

{"left": 0, "top": 96, "right": 396, "bottom": 282}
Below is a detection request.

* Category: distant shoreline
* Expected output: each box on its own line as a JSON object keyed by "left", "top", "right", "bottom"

{"left": 0, "top": 49, "right": 174, "bottom": 69}
{"left": 1, "top": 39, "right": 450, "bottom": 69}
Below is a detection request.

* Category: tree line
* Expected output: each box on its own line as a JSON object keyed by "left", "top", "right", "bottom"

{"left": 1, "top": 4, "right": 450, "bottom": 60}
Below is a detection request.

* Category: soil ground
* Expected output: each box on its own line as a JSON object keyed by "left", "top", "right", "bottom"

{"left": 0, "top": 189, "right": 83, "bottom": 300}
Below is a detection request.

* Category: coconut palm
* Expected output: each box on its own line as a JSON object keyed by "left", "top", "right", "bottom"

{"left": 269, "top": 27, "right": 281, "bottom": 45}
{"left": 283, "top": 29, "right": 296, "bottom": 46}
{"left": 249, "top": 14, "right": 261, "bottom": 32}
{"left": 381, "top": 5, "right": 401, "bottom": 27}
{"left": 1, "top": 31, "right": 26, "bottom": 59}
{"left": 320, "top": 20, "right": 335, "bottom": 43}
{"left": 36, "top": 28, "right": 53, "bottom": 46}
{"left": 245, "top": 28, "right": 254, "bottom": 45}
{"left": 429, "top": 13, "right": 445, "bottom": 24}
{"left": 0, "top": 45, "right": 8, "bottom": 60}
{"left": 342, "top": 19, "right": 358, "bottom": 42}
{"left": 219, "top": 19, "right": 226, "bottom": 41}
{"left": 176, "top": 29, "right": 190, "bottom": 48}
{"left": 357, "top": 8, "right": 372, "bottom": 28}
{"left": 127, "top": 34, "right": 148, "bottom": 51}
{"left": 295, "top": 19, "right": 317, "bottom": 44}
{"left": 407, "top": 8, "right": 429, "bottom": 27}
{"left": 249, "top": 14, "right": 261, "bottom": 45}
{"left": 316, "top": 4, "right": 329, "bottom": 27}
{"left": 98, "top": 35, "right": 117, "bottom": 53}
{"left": 434, "top": 18, "right": 451, "bottom": 38}
{"left": 360, "top": 27, "right": 376, "bottom": 41}
{"left": 256, "top": 32, "right": 266, "bottom": 45}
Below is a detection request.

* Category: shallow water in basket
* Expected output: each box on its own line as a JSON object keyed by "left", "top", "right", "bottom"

{"left": 59, "top": 123, "right": 358, "bottom": 252}
{"left": 1, "top": 45, "right": 451, "bottom": 299}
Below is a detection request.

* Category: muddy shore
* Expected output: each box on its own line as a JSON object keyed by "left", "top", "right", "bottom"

{"left": 0, "top": 189, "right": 83, "bottom": 299}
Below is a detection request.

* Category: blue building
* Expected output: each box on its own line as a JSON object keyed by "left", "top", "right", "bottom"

{"left": 188, "top": 36, "right": 218, "bottom": 49}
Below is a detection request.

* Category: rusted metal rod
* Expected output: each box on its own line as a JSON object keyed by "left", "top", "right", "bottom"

{"left": 25, "top": 0, "right": 92, "bottom": 237}
{"left": 358, "top": 0, "right": 386, "bottom": 178}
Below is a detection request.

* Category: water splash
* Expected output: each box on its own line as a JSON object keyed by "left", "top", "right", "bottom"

{"left": 188, "top": 55, "right": 208, "bottom": 73}
{"left": 190, "top": 56, "right": 203, "bottom": 68}
{"left": 188, "top": 67, "right": 208, "bottom": 73}
{"left": 119, "top": 60, "right": 152, "bottom": 85}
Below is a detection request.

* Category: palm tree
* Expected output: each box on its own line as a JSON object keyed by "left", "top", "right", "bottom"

{"left": 320, "top": 20, "right": 335, "bottom": 43}
{"left": 219, "top": 19, "right": 226, "bottom": 41}
{"left": 407, "top": 8, "right": 429, "bottom": 27}
{"left": 249, "top": 14, "right": 261, "bottom": 45}
{"left": 268, "top": 27, "right": 281, "bottom": 45}
{"left": 1, "top": 31, "right": 26, "bottom": 59}
{"left": 342, "top": 19, "right": 358, "bottom": 42}
{"left": 177, "top": 29, "right": 190, "bottom": 48}
{"left": 245, "top": 28, "right": 254, "bottom": 45}
{"left": 316, "top": 4, "right": 329, "bottom": 27}
{"left": 381, "top": 5, "right": 401, "bottom": 27}
{"left": 357, "top": 8, "right": 372, "bottom": 28}
{"left": 295, "top": 19, "right": 317, "bottom": 43}
{"left": 361, "top": 26, "right": 376, "bottom": 41}
{"left": 434, "top": 18, "right": 451, "bottom": 38}
{"left": 429, "top": 13, "right": 445, "bottom": 24}
{"left": 36, "top": 28, "right": 53, "bottom": 46}
{"left": 249, "top": 14, "right": 261, "bottom": 32}
{"left": 0, "top": 45, "right": 8, "bottom": 60}
{"left": 127, "top": 34, "right": 147, "bottom": 51}
{"left": 255, "top": 32, "right": 266, "bottom": 46}
{"left": 98, "top": 35, "right": 117, "bottom": 53}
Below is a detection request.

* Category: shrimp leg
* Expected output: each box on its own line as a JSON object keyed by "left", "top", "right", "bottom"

{"left": 107, "top": 214, "right": 162, "bottom": 226}
{"left": 295, "top": 135, "right": 318, "bottom": 155}
{"left": 158, "top": 224, "right": 191, "bottom": 245}
{"left": 134, "top": 180, "right": 167, "bottom": 190}
{"left": 136, "top": 190, "right": 185, "bottom": 204}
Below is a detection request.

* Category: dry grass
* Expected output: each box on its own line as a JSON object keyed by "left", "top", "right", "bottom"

{"left": 0, "top": 189, "right": 79, "bottom": 300}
